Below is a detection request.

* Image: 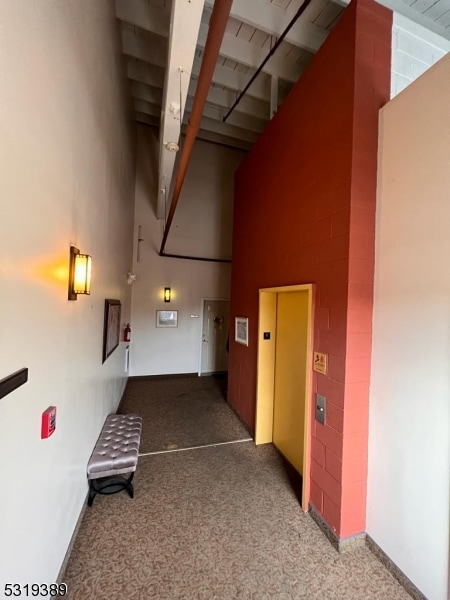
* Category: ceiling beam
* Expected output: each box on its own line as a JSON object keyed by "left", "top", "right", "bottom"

{"left": 123, "top": 30, "right": 273, "bottom": 103}
{"left": 328, "top": 0, "right": 450, "bottom": 41}
{"left": 184, "top": 115, "right": 259, "bottom": 145}
{"left": 135, "top": 113, "right": 253, "bottom": 151}
{"left": 116, "top": 0, "right": 170, "bottom": 37}
{"left": 127, "top": 59, "right": 165, "bottom": 89}
{"left": 131, "top": 80, "right": 266, "bottom": 133}
{"left": 188, "top": 79, "right": 270, "bottom": 121}
{"left": 131, "top": 81, "right": 163, "bottom": 106}
{"left": 134, "top": 99, "right": 161, "bottom": 119}
{"left": 122, "top": 28, "right": 167, "bottom": 69}
{"left": 119, "top": 0, "right": 303, "bottom": 87}
{"left": 186, "top": 127, "right": 252, "bottom": 151}
{"left": 135, "top": 111, "right": 160, "bottom": 128}
{"left": 184, "top": 96, "right": 265, "bottom": 133}
{"left": 380, "top": 0, "right": 450, "bottom": 40}
{"left": 128, "top": 59, "right": 270, "bottom": 120}
{"left": 193, "top": 55, "right": 271, "bottom": 102}
{"left": 197, "top": 22, "right": 304, "bottom": 83}
{"left": 204, "top": 0, "right": 327, "bottom": 53}
{"left": 156, "top": 0, "right": 205, "bottom": 219}
{"left": 135, "top": 98, "right": 259, "bottom": 144}
{"left": 127, "top": 58, "right": 164, "bottom": 88}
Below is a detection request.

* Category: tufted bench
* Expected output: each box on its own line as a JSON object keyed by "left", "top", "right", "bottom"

{"left": 87, "top": 414, "right": 142, "bottom": 507}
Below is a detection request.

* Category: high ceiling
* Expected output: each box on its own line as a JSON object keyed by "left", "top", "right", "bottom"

{"left": 115, "top": 0, "right": 450, "bottom": 217}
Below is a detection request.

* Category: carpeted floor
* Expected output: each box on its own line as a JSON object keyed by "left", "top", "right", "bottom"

{"left": 118, "top": 375, "right": 251, "bottom": 453}
{"left": 62, "top": 376, "right": 411, "bottom": 599}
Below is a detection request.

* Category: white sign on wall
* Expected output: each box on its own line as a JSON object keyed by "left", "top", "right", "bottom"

{"left": 313, "top": 351, "right": 328, "bottom": 375}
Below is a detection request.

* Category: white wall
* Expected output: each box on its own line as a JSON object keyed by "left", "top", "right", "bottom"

{"left": 391, "top": 13, "right": 450, "bottom": 97}
{"left": 130, "top": 125, "right": 245, "bottom": 376}
{"left": 368, "top": 55, "right": 450, "bottom": 600}
{"left": 0, "top": 0, "right": 135, "bottom": 585}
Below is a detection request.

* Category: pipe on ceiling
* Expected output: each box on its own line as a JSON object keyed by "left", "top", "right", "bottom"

{"left": 223, "top": 0, "right": 314, "bottom": 123}
{"left": 160, "top": 0, "right": 233, "bottom": 256}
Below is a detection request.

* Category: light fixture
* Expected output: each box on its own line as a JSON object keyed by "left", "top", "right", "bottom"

{"left": 68, "top": 245, "right": 92, "bottom": 301}
{"left": 164, "top": 287, "right": 171, "bottom": 303}
{"left": 127, "top": 272, "right": 137, "bottom": 285}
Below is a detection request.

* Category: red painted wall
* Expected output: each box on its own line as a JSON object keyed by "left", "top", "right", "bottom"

{"left": 228, "top": 0, "right": 391, "bottom": 538}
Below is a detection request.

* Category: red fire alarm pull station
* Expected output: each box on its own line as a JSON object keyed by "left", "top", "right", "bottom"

{"left": 41, "top": 406, "right": 56, "bottom": 439}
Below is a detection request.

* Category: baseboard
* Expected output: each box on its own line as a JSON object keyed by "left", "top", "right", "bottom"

{"left": 128, "top": 373, "right": 198, "bottom": 381}
{"left": 308, "top": 503, "right": 366, "bottom": 553}
{"left": 57, "top": 493, "right": 89, "bottom": 583}
{"left": 308, "top": 504, "right": 427, "bottom": 599}
{"left": 199, "top": 370, "right": 227, "bottom": 377}
{"left": 366, "top": 535, "right": 426, "bottom": 600}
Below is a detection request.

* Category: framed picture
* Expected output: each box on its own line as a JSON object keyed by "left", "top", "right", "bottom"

{"left": 156, "top": 310, "right": 178, "bottom": 328}
{"left": 235, "top": 317, "right": 249, "bottom": 346}
{"left": 102, "top": 299, "right": 121, "bottom": 363}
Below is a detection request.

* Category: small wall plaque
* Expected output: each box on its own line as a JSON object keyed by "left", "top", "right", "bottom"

{"left": 313, "top": 352, "right": 328, "bottom": 375}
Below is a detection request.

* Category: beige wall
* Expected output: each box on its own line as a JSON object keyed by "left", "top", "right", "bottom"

{"left": 0, "top": 0, "right": 135, "bottom": 583}
{"left": 130, "top": 125, "right": 244, "bottom": 376}
{"left": 368, "top": 54, "right": 450, "bottom": 600}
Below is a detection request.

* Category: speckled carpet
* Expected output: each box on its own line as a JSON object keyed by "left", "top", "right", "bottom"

{"left": 62, "top": 376, "right": 410, "bottom": 599}
{"left": 118, "top": 375, "right": 251, "bottom": 453}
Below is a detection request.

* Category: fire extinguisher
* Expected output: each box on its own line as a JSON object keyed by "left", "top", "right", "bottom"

{"left": 124, "top": 323, "right": 131, "bottom": 342}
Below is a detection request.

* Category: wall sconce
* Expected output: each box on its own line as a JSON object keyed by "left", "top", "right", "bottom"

{"left": 68, "top": 245, "right": 92, "bottom": 301}
{"left": 164, "top": 287, "right": 171, "bottom": 303}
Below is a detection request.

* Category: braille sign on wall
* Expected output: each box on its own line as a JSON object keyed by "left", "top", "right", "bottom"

{"left": 313, "top": 352, "right": 328, "bottom": 375}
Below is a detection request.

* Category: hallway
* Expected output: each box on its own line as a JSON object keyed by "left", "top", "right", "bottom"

{"left": 62, "top": 377, "right": 410, "bottom": 599}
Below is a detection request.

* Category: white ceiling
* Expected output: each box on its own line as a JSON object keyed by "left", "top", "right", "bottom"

{"left": 115, "top": 0, "right": 450, "bottom": 217}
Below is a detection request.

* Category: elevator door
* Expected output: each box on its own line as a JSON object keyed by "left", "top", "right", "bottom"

{"left": 272, "top": 291, "right": 309, "bottom": 475}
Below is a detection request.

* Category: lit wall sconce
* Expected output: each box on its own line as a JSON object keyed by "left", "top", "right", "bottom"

{"left": 68, "top": 245, "right": 92, "bottom": 301}
{"left": 164, "top": 287, "right": 171, "bottom": 303}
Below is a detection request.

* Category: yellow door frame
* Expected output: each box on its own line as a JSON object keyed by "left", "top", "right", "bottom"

{"left": 255, "top": 283, "right": 314, "bottom": 510}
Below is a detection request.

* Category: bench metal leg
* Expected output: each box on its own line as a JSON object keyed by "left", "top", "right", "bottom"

{"left": 88, "top": 472, "right": 135, "bottom": 507}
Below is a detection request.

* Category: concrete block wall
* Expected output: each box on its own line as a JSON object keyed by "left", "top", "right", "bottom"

{"left": 229, "top": 0, "right": 392, "bottom": 538}
{"left": 391, "top": 13, "right": 450, "bottom": 97}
